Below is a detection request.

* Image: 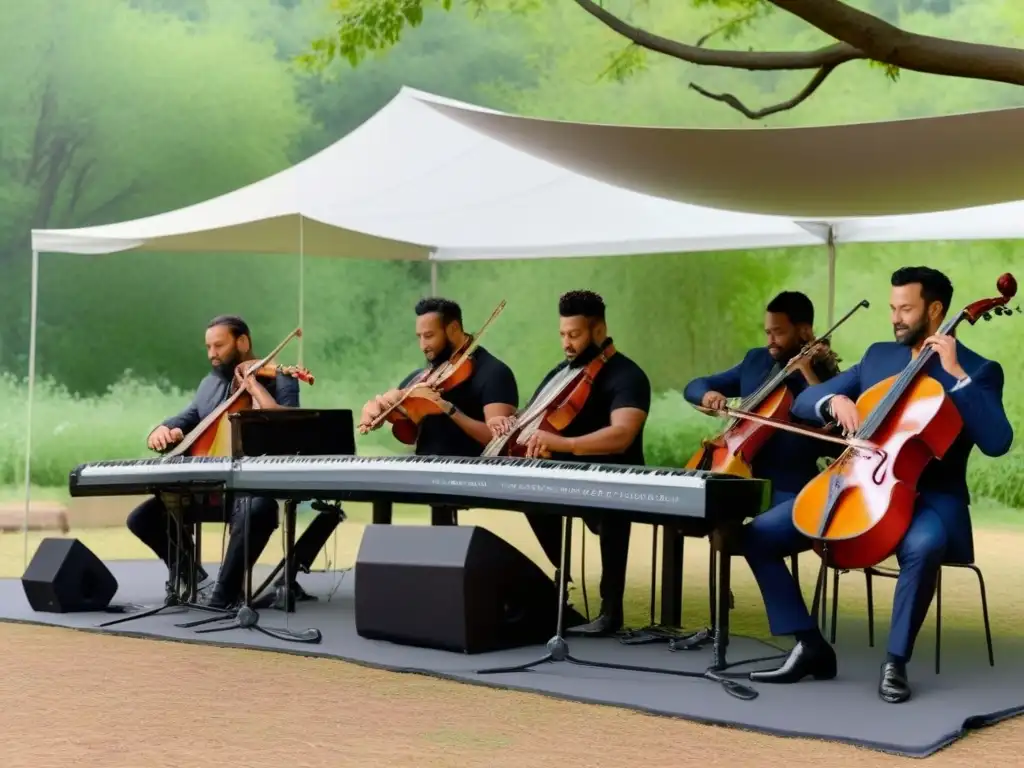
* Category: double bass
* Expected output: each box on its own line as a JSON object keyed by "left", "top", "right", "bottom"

{"left": 162, "top": 328, "right": 312, "bottom": 459}
{"left": 685, "top": 299, "right": 869, "bottom": 477}
{"left": 358, "top": 300, "right": 506, "bottom": 444}
{"left": 483, "top": 340, "right": 616, "bottom": 458}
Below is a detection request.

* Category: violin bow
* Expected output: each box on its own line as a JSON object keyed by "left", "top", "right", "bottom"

{"left": 422, "top": 299, "right": 507, "bottom": 386}
{"left": 695, "top": 404, "right": 880, "bottom": 454}
{"left": 781, "top": 299, "right": 869, "bottom": 374}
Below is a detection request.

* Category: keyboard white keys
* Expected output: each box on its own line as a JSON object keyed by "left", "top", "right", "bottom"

{"left": 69, "top": 454, "right": 768, "bottom": 521}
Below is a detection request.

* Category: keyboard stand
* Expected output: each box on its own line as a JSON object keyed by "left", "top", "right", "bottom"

{"left": 475, "top": 514, "right": 759, "bottom": 701}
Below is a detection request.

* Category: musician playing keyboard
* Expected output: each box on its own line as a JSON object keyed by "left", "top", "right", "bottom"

{"left": 359, "top": 297, "right": 519, "bottom": 525}
{"left": 489, "top": 290, "right": 651, "bottom": 637}
{"left": 127, "top": 315, "right": 333, "bottom": 609}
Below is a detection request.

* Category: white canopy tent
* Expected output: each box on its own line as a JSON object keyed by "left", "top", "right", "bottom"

{"left": 411, "top": 90, "right": 1024, "bottom": 218}
{"left": 24, "top": 87, "right": 828, "bottom": 563}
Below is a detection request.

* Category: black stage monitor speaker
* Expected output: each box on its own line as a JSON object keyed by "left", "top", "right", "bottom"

{"left": 354, "top": 525, "right": 558, "bottom": 654}
{"left": 21, "top": 538, "right": 118, "bottom": 613}
{"left": 229, "top": 408, "right": 356, "bottom": 457}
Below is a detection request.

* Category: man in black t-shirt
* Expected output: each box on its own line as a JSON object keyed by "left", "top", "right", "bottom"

{"left": 488, "top": 290, "right": 651, "bottom": 636}
{"left": 359, "top": 297, "right": 519, "bottom": 525}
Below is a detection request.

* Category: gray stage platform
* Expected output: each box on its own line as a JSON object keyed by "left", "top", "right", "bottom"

{"left": 1, "top": 559, "right": 1019, "bottom": 758}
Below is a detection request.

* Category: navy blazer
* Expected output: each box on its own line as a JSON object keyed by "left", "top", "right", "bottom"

{"left": 792, "top": 340, "right": 1013, "bottom": 504}
{"left": 683, "top": 347, "right": 841, "bottom": 496}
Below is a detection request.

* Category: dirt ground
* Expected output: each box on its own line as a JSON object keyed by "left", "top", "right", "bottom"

{"left": 1, "top": 507, "right": 1023, "bottom": 766}
{"left": 0, "top": 622, "right": 1021, "bottom": 768}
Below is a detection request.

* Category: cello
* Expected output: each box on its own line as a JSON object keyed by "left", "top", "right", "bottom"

{"left": 162, "top": 328, "right": 309, "bottom": 460}
{"left": 483, "top": 340, "right": 615, "bottom": 458}
{"left": 685, "top": 299, "right": 869, "bottom": 477}
{"left": 358, "top": 300, "right": 506, "bottom": 444}
{"left": 790, "top": 274, "right": 1018, "bottom": 570}
{"left": 716, "top": 274, "right": 1018, "bottom": 571}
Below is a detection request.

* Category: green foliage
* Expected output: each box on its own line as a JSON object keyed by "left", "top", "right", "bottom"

{"left": 0, "top": 0, "right": 310, "bottom": 382}
{"left": 3, "top": 0, "right": 1024, "bottom": 521}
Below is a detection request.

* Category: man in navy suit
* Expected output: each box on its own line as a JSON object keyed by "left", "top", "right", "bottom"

{"left": 742, "top": 266, "right": 1013, "bottom": 704}
{"left": 683, "top": 290, "right": 841, "bottom": 506}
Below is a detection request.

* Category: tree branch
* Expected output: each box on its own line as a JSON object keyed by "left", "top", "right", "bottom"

{"left": 572, "top": 0, "right": 864, "bottom": 71}
{"left": 770, "top": 0, "right": 1024, "bottom": 85}
{"left": 689, "top": 63, "right": 841, "bottom": 119}
{"left": 695, "top": 12, "right": 760, "bottom": 48}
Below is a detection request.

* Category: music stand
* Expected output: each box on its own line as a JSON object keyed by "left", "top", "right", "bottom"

{"left": 180, "top": 408, "right": 355, "bottom": 644}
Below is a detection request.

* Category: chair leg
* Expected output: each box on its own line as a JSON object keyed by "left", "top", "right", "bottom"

{"left": 935, "top": 568, "right": 942, "bottom": 675}
{"left": 865, "top": 570, "right": 875, "bottom": 648}
{"left": 817, "top": 565, "right": 828, "bottom": 635}
{"left": 829, "top": 569, "right": 840, "bottom": 644}
{"left": 708, "top": 546, "right": 717, "bottom": 629}
{"left": 969, "top": 565, "right": 996, "bottom": 667}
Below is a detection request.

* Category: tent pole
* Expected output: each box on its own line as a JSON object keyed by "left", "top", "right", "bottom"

{"left": 297, "top": 216, "right": 305, "bottom": 366}
{"left": 23, "top": 250, "right": 39, "bottom": 571}
{"left": 430, "top": 261, "right": 438, "bottom": 295}
{"left": 826, "top": 226, "right": 836, "bottom": 327}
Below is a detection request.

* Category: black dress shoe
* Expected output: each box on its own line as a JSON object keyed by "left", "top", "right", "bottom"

{"left": 878, "top": 661, "right": 911, "bottom": 703}
{"left": 565, "top": 612, "right": 623, "bottom": 637}
{"left": 253, "top": 580, "right": 319, "bottom": 611}
{"left": 560, "top": 604, "right": 589, "bottom": 630}
{"left": 199, "top": 583, "right": 237, "bottom": 611}
{"left": 749, "top": 639, "right": 837, "bottom": 683}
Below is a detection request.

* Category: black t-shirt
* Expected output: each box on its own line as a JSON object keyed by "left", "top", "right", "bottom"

{"left": 398, "top": 346, "right": 518, "bottom": 457}
{"left": 528, "top": 341, "right": 651, "bottom": 466}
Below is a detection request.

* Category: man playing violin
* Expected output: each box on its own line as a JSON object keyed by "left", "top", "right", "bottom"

{"left": 127, "top": 315, "right": 335, "bottom": 609}
{"left": 359, "top": 297, "right": 518, "bottom": 525}
{"left": 742, "top": 267, "right": 1013, "bottom": 703}
{"left": 683, "top": 291, "right": 842, "bottom": 500}
{"left": 489, "top": 290, "right": 651, "bottom": 636}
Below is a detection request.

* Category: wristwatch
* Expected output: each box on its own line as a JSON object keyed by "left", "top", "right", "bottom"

{"left": 444, "top": 401, "right": 457, "bottom": 416}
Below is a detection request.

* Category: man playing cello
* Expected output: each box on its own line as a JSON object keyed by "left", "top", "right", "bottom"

{"left": 489, "top": 290, "right": 651, "bottom": 637}
{"left": 683, "top": 291, "right": 842, "bottom": 505}
{"left": 359, "top": 297, "right": 519, "bottom": 525}
{"left": 742, "top": 267, "right": 1013, "bottom": 703}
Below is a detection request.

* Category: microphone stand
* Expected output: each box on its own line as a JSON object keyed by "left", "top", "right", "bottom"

{"left": 177, "top": 494, "right": 322, "bottom": 644}
{"left": 475, "top": 513, "right": 759, "bottom": 701}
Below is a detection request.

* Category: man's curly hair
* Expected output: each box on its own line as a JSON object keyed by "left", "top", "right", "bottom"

{"left": 558, "top": 290, "right": 605, "bottom": 320}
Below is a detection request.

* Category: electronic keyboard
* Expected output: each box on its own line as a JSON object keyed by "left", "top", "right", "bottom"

{"left": 68, "top": 454, "right": 769, "bottom": 522}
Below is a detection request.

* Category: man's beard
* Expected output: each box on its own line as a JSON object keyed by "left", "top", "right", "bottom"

{"left": 211, "top": 350, "right": 241, "bottom": 377}
{"left": 566, "top": 342, "right": 600, "bottom": 368}
{"left": 770, "top": 343, "right": 800, "bottom": 363}
{"left": 427, "top": 338, "right": 454, "bottom": 367}
{"left": 894, "top": 319, "right": 928, "bottom": 347}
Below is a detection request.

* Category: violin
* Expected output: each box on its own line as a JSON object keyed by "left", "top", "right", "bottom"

{"left": 232, "top": 363, "right": 314, "bottom": 388}
{"left": 163, "top": 328, "right": 305, "bottom": 459}
{"left": 483, "top": 340, "right": 616, "bottom": 458}
{"left": 358, "top": 301, "right": 506, "bottom": 444}
{"left": 685, "top": 299, "right": 869, "bottom": 477}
